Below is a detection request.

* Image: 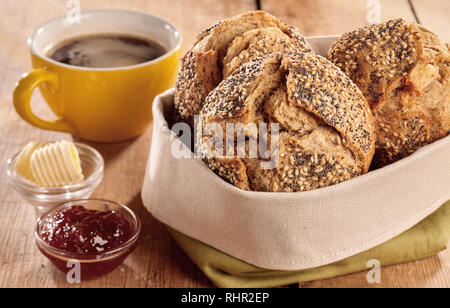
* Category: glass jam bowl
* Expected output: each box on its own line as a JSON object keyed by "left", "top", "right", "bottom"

{"left": 6, "top": 142, "right": 104, "bottom": 215}
{"left": 35, "top": 199, "right": 141, "bottom": 279}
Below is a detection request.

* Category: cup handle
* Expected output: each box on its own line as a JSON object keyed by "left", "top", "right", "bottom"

{"left": 13, "top": 68, "right": 76, "bottom": 134}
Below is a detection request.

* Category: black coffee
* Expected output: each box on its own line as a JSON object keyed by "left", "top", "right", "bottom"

{"left": 47, "top": 34, "right": 167, "bottom": 68}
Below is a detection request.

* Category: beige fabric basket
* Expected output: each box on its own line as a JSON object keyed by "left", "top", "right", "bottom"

{"left": 142, "top": 36, "right": 450, "bottom": 271}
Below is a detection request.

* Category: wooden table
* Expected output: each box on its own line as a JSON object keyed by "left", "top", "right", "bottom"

{"left": 0, "top": 0, "right": 449, "bottom": 288}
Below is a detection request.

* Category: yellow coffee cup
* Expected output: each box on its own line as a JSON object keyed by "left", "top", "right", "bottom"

{"left": 13, "top": 10, "right": 181, "bottom": 142}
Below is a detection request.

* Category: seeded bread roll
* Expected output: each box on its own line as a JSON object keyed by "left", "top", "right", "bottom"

{"left": 328, "top": 19, "right": 450, "bottom": 167}
{"left": 174, "top": 11, "right": 311, "bottom": 126}
{"left": 198, "top": 53, "right": 376, "bottom": 192}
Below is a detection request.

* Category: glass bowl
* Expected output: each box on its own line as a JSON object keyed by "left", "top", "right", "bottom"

{"left": 6, "top": 142, "right": 104, "bottom": 215}
{"left": 35, "top": 199, "right": 141, "bottom": 279}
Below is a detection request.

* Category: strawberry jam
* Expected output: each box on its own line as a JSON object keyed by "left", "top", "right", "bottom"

{"left": 38, "top": 204, "right": 139, "bottom": 279}
{"left": 41, "top": 205, "right": 134, "bottom": 253}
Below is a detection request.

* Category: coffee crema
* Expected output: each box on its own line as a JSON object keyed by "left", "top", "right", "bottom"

{"left": 47, "top": 33, "right": 167, "bottom": 68}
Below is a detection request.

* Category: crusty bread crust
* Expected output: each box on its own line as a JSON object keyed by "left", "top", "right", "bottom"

{"left": 174, "top": 11, "right": 311, "bottom": 125}
{"left": 199, "top": 53, "right": 376, "bottom": 192}
{"left": 223, "top": 27, "right": 309, "bottom": 79}
{"left": 328, "top": 19, "right": 450, "bottom": 167}
{"left": 175, "top": 50, "right": 221, "bottom": 125}
{"left": 193, "top": 11, "right": 309, "bottom": 55}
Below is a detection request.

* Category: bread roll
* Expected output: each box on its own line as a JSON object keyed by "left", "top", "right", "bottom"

{"left": 198, "top": 53, "right": 376, "bottom": 192}
{"left": 328, "top": 19, "right": 450, "bottom": 167}
{"left": 174, "top": 11, "right": 311, "bottom": 125}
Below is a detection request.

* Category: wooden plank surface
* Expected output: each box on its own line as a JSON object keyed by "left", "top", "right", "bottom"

{"left": 0, "top": 0, "right": 255, "bottom": 288}
{"left": 410, "top": 0, "right": 450, "bottom": 42}
{"left": 0, "top": 0, "right": 449, "bottom": 288}
{"left": 261, "top": 0, "right": 417, "bottom": 36}
{"left": 262, "top": 0, "right": 450, "bottom": 288}
{"left": 299, "top": 253, "right": 450, "bottom": 288}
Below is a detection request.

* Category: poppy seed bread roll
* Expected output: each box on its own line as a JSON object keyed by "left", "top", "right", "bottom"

{"left": 328, "top": 19, "right": 450, "bottom": 167}
{"left": 174, "top": 11, "right": 311, "bottom": 126}
{"left": 198, "top": 53, "right": 376, "bottom": 192}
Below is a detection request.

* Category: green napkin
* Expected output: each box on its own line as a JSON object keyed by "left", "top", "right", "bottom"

{"left": 168, "top": 200, "right": 450, "bottom": 288}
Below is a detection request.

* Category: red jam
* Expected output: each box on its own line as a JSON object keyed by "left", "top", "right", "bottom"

{"left": 39, "top": 205, "right": 138, "bottom": 278}
{"left": 41, "top": 205, "right": 134, "bottom": 254}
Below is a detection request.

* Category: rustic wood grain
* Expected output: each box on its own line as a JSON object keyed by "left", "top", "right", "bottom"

{"left": 262, "top": 0, "right": 450, "bottom": 289}
{"left": 410, "top": 0, "right": 450, "bottom": 42}
{"left": 298, "top": 253, "right": 450, "bottom": 288}
{"left": 261, "top": 0, "right": 417, "bottom": 36}
{"left": 0, "top": 0, "right": 449, "bottom": 288}
{"left": 0, "top": 0, "right": 255, "bottom": 288}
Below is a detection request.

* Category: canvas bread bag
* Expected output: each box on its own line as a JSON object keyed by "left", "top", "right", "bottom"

{"left": 141, "top": 37, "right": 450, "bottom": 271}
